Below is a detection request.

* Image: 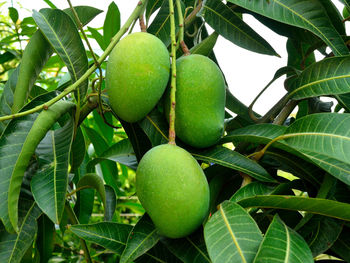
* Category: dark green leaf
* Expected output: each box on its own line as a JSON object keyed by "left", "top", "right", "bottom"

{"left": 190, "top": 31, "right": 219, "bottom": 57}
{"left": 36, "top": 214, "right": 55, "bottom": 263}
{"left": 8, "top": 7, "right": 19, "bottom": 23}
{"left": 254, "top": 215, "right": 313, "bottom": 263}
{"left": 88, "top": 26, "right": 107, "bottom": 50}
{"left": 227, "top": 0, "right": 349, "bottom": 56}
{"left": 230, "top": 181, "right": 275, "bottom": 203}
{"left": 192, "top": 146, "right": 275, "bottom": 182}
{"left": 238, "top": 195, "right": 350, "bottom": 221}
{"left": 199, "top": 0, "right": 278, "bottom": 56}
{"left": 33, "top": 9, "right": 88, "bottom": 101}
{"left": 331, "top": 226, "right": 350, "bottom": 262}
{"left": 135, "top": 242, "right": 182, "bottom": 263}
{"left": 69, "top": 222, "right": 132, "bottom": 255}
{"left": 146, "top": 0, "right": 163, "bottom": 23}
{"left": 120, "top": 214, "right": 161, "bottom": 263}
{"left": 104, "top": 185, "right": 116, "bottom": 221}
{"left": 64, "top": 6, "right": 103, "bottom": 27}
{"left": 103, "top": 2, "right": 121, "bottom": 46}
{"left": 71, "top": 126, "right": 86, "bottom": 171}
{"left": 31, "top": 118, "right": 74, "bottom": 224}
{"left": 204, "top": 200, "right": 263, "bottom": 263}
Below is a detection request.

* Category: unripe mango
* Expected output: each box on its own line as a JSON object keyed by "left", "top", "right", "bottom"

{"left": 106, "top": 32, "right": 170, "bottom": 123}
{"left": 165, "top": 54, "right": 226, "bottom": 148}
{"left": 136, "top": 144, "right": 210, "bottom": 238}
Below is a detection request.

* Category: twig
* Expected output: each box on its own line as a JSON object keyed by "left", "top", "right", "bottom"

{"left": 0, "top": 0, "right": 148, "bottom": 122}
{"left": 176, "top": 0, "right": 190, "bottom": 55}
{"left": 168, "top": 0, "right": 177, "bottom": 145}
{"left": 139, "top": 14, "right": 147, "bottom": 32}
{"left": 273, "top": 99, "right": 298, "bottom": 125}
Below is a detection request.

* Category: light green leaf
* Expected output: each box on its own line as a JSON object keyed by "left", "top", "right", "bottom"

{"left": 288, "top": 56, "right": 350, "bottom": 99}
{"left": 190, "top": 31, "right": 219, "bottom": 57}
{"left": 238, "top": 195, "right": 350, "bottom": 221}
{"left": 69, "top": 222, "right": 132, "bottom": 255}
{"left": 192, "top": 146, "right": 275, "bottom": 182}
{"left": 31, "top": 118, "right": 74, "bottom": 224}
{"left": 199, "top": 0, "right": 278, "bottom": 56}
{"left": 227, "top": 0, "right": 348, "bottom": 56}
{"left": 253, "top": 215, "right": 313, "bottom": 263}
{"left": 33, "top": 9, "right": 88, "bottom": 101}
{"left": 120, "top": 214, "right": 161, "bottom": 263}
{"left": 204, "top": 200, "right": 263, "bottom": 263}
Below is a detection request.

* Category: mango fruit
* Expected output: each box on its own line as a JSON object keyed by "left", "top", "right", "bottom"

{"left": 106, "top": 32, "right": 170, "bottom": 123}
{"left": 165, "top": 54, "right": 226, "bottom": 148}
{"left": 136, "top": 144, "right": 210, "bottom": 238}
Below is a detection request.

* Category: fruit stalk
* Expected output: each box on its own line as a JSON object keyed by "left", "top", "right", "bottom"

{"left": 168, "top": 0, "right": 177, "bottom": 144}
{"left": 176, "top": 0, "right": 190, "bottom": 55}
{"left": 0, "top": 0, "right": 148, "bottom": 122}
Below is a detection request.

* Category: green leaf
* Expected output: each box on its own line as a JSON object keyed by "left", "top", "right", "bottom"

{"left": 36, "top": 214, "right": 55, "bottom": 263}
{"left": 288, "top": 56, "right": 350, "bottom": 99}
{"left": 70, "top": 126, "right": 86, "bottom": 171}
{"left": 146, "top": 0, "right": 162, "bottom": 23}
{"left": 238, "top": 195, "right": 350, "bottom": 221}
{"left": 319, "top": 0, "right": 346, "bottom": 36}
{"left": 104, "top": 185, "right": 117, "bottom": 221}
{"left": 11, "top": 31, "right": 52, "bottom": 113}
{"left": 64, "top": 6, "right": 103, "bottom": 28}
{"left": 31, "top": 118, "right": 74, "bottom": 224}
{"left": 230, "top": 181, "right": 275, "bottom": 203}
{"left": 331, "top": 226, "right": 350, "bottom": 262}
{"left": 92, "top": 111, "right": 114, "bottom": 144}
{"left": 199, "top": 0, "right": 278, "bottom": 56}
{"left": 43, "top": 0, "right": 57, "bottom": 9}
{"left": 281, "top": 113, "right": 350, "bottom": 185}
{"left": 0, "top": 202, "right": 42, "bottom": 263}
{"left": 87, "top": 138, "right": 137, "bottom": 171}
{"left": 8, "top": 7, "right": 19, "bottom": 23}
{"left": 161, "top": 229, "right": 211, "bottom": 263}
{"left": 88, "top": 26, "right": 107, "bottom": 50}
{"left": 135, "top": 242, "right": 182, "bottom": 263}
{"left": 190, "top": 31, "right": 219, "bottom": 57}
{"left": 227, "top": 0, "right": 348, "bottom": 56}
{"left": 120, "top": 214, "right": 161, "bottom": 263}
{"left": 138, "top": 108, "right": 169, "bottom": 147}
{"left": 192, "top": 146, "right": 275, "bottom": 182}
{"left": 103, "top": 2, "right": 121, "bottom": 46}
{"left": 33, "top": 9, "right": 88, "bottom": 101}
{"left": 254, "top": 215, "right": 313, "bottom": 263}
{"left": 204, "top": 200, "right": 263, "bottom": 263}
{"left": 69, "top": 222, "right": 132, "bottom": 255}
{"left": 0, "top": 100, "right": 75, "bottom": 232}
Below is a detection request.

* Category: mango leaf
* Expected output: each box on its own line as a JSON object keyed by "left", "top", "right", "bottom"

{"left": 146, "top": 0, "right": 163, "bottom": 23}
{"left": 87, "top": 138, "right": 137, "bottom": 171}
{"left": 288, "top": 56, "right": 350, "bottom": 99}
{"left": 83, "top": 125, "right": 121, "bottom": 195}
{"left": 104, "top": 185, "right": 117, "bottom": 221}
{"left": 0, "top": 202, "right": 42, "bottom": 263}
{"left": 254, "top": 215, "right": 313, "bottom": 263}
{"left": 120, "top": 214, "right": 161, "bottom": 263}
{"left": 199, "top": 0, "right": 277, "bottom": 56}
{"left": 88, "top": 26, "right": 107, "bottom": 50}
{"left": 8, "top": 7, "right": 19, "bottom": 23}
{"left": 238, "top": 195, "right": 350, "bottom": 222}
{"left": 190, "top": 31, "right": 219, "bottom": 57}
{"left": 103, "top": 2, "right": 120, "bottom": 46}
{"left": 319, "top": 0, "right": 345, "bottom": 36}
{"left": 331, "top": 226, "right": 350, "bottom": 262}
{"left": 33, "top": 9, "right": 88, "bottom": 101}
{"left": 225, "top": 89, "right": 258, "bottom": 123}
{"left": 36, "top": 214, "right": 55, "bottom": 263}
{"left": 0, "top": 100, "right": 75, "bottom": 232}
{"left": 192, "top": 146, "right": 275, "bottom": 182}
{"left": 161, "top": 229, "right": 211, "bottom": 263}
{"left": 70, "top": 126, "right": 86, "bottom": 171}
{"left": 31, "top": 118, "right": 74, "bottom": 224}
{"left": 230, "top": 181, "right": 275, "bottom": 203}
{"left": 227, "top": 0, "right": 348, "bottom": 56}
{"left": 204, "top": 200, "right": 263, "bottom": 263}
{"left": 135, "top": 242, "right": 182, "bottom": 263}
{"left": 281, "top": 113, "right": 350, "bottom": 186}
{"left": 69, "top": 222, "right": 132, "bottom": 255}
{"left": 64, "top": 6, "right": 103, "bottom": 28}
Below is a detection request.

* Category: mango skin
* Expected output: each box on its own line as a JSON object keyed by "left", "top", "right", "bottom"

{"left": 106, "top": 32, "right": 170, "bottom": 123}
{"left": 136, "top": 144, "right": 210, "bottom": 238}
{"left": 165, "top": 54, "right": 226, "bottom": 148}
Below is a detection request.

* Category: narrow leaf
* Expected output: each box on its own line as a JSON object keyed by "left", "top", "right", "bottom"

{"left": 204, "top": 200, "right": 263, "bottom": 263}
{"left": 199, "top": 0, "right": 278, "bottom": 56}
{"left": 31, "top": 118, "right": 74, "bottom": 224}
{"left": 120, "top": 214, "right": 161, "bottom": 263}
{"left": 230, "top": 181, "right": 275, "bottom": 203}
{"left": 103, "top": 2, "right": 121, "bottom": 46}
{"left": 69, "top": 222, "right": 132, "bottom": 255}
{"left": 190, "top": 31, "right": 219, "bottom": 57}
{"left": 227, "top": 0, "right": 349, "bottom": 56}
{"left": 192, "top": 146, "right": 275, "bottom": 182}
{"left": 254, "top": 215, "right": 313, "bottom": 263}
{"left": 238, "top": 195, "right": 350, "bottom": 222}
{"left": 33, "top": 9, "right": 88, "bottom": 101}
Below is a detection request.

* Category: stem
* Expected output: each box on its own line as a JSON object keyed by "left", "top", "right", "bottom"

{"left": 0, "top": 0, "right": 148, "bottom": 122}
{"left": 273, "top": 99, "right": 298, "bottom": 125}
{"left": 176, "top": 0, "right": 190, "bottom": 55}
{"left": 184, "top": 0, "right": 202, "bottom": 27}
{"left": 168, "top": 0, "right": 177, "bottom": 145}
{"left": 66, "top": 185, "right": 91, "bottom": 197}
{"left": 139, "top": 14, "right": 147, "bottom": 32}
{"left": 65, "top": 202, "right": 92, "bottom": 263}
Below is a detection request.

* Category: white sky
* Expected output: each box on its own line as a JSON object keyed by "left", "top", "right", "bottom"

{"left": 3, "top": 0, "right": 348, "bottom": 115}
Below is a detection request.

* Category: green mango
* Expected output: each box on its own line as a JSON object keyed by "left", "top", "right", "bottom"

{"left": 136, "top": 144, "right": 210, "bottom": 238}
{"left": 165, "top": 54, "right": 226, "bottom": 148}
{"left": 106, "top": 32, "right": 170, "bottom": 123}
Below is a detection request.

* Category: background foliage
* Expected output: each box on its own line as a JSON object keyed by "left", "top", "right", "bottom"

{"left": 1, "top": 0, "right": 350, "bottom": 262}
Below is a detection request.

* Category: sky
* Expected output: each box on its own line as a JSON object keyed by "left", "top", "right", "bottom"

{"left": 3, "top": 0, "right": 349, "bottom": 116}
